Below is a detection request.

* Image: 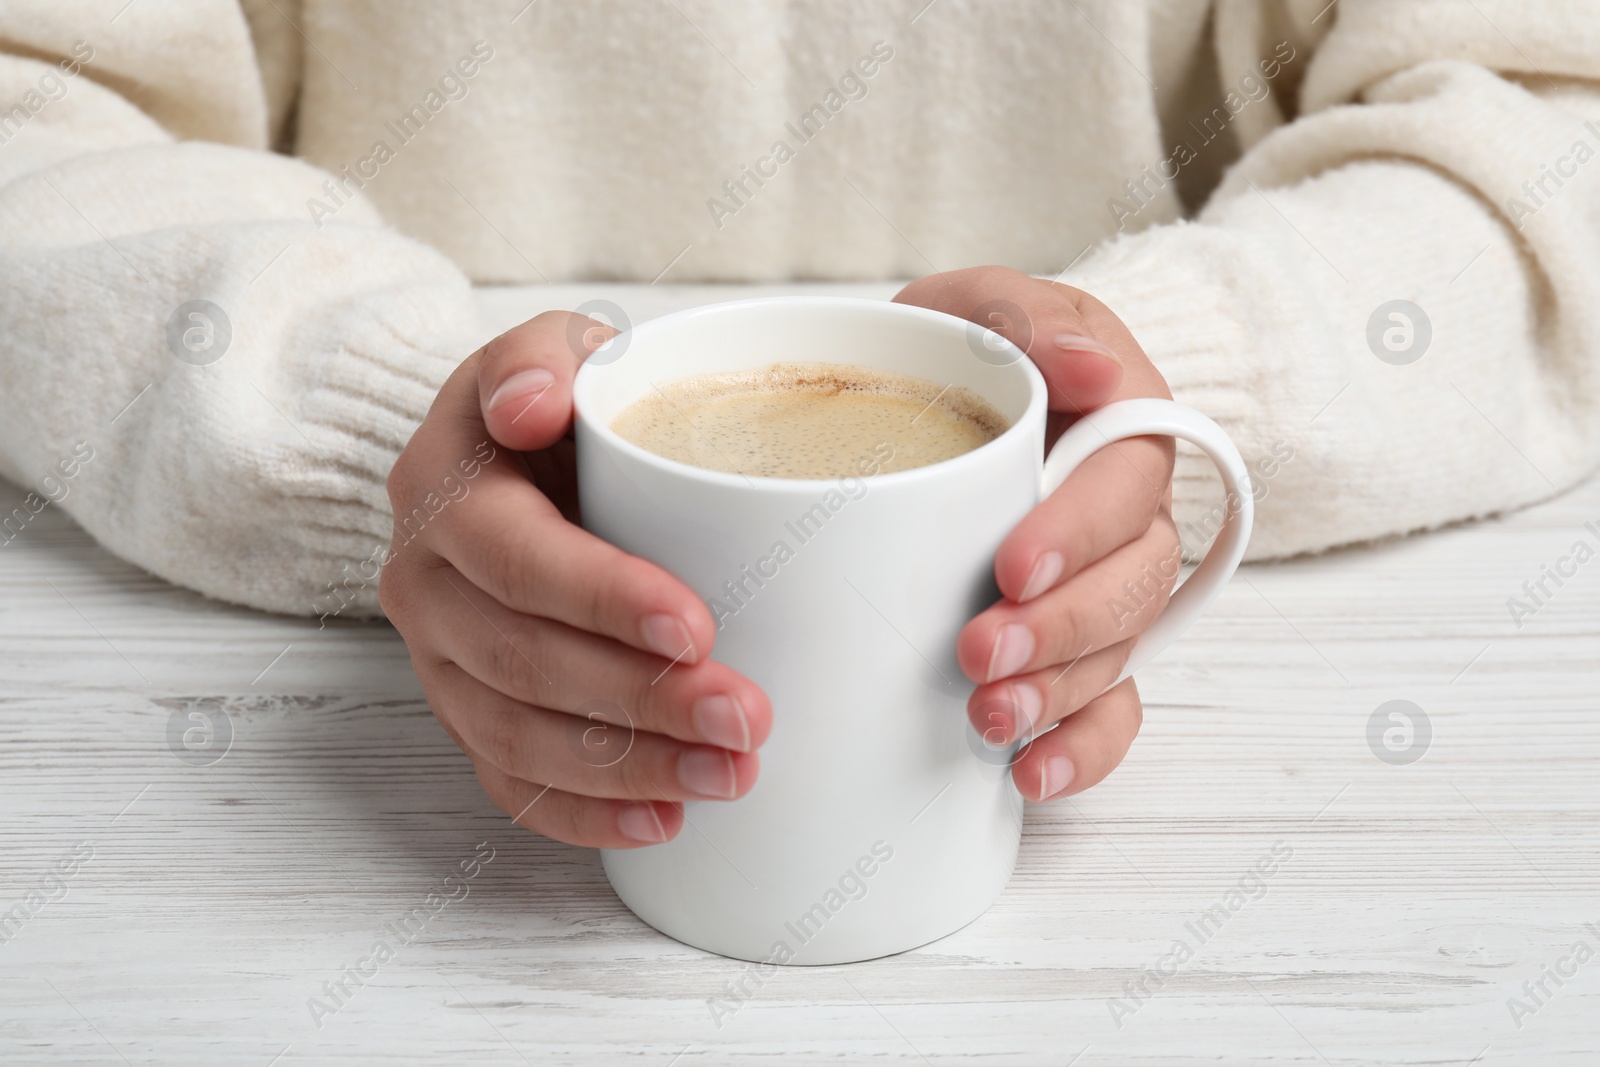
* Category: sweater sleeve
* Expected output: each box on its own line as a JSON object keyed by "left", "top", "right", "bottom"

{"left": 0, "top": 2, "right": 477, "bottom": 616}
{"left": 1063, "top": 0, "right": 1600, "bottom": 560}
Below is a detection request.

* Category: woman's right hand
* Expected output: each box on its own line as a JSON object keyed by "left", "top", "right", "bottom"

{"left": 380, "top": 312, "right": 770, "bottom": 848}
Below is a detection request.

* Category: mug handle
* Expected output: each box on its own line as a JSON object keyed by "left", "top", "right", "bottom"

{"left": 1040, "top": 398, "right": 1254, "bottom": 685}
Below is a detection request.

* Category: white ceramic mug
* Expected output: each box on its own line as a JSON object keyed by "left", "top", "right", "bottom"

{"left": 573, "top": 297, "right": 1252, "bottom": 965}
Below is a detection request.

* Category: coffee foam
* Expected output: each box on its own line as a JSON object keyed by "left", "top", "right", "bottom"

{"left": 611, "top": 361, "right": 1010, "bottom": 479}
{"left": 675, "top": 362, "right": 1010, "bottom": 438}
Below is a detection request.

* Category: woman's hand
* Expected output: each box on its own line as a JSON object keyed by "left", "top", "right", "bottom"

{"left": 379, "top": 313, "right": 772, "bottom": 848}
{"left": 895, "top": 266, "right": 1180, "bottom": 804}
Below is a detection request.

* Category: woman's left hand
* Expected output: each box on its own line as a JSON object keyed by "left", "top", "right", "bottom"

{"left": 894, "top": 266, "right": 1181, "bottom": 803}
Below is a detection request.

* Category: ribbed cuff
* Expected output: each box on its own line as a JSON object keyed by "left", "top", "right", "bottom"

{"left": 272, "top": 281, "right": 478, "bottom": 619}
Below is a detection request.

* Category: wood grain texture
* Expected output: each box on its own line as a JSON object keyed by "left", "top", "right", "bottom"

{"left": 1, "top": 284, "right": 1596, "bottom": 1065}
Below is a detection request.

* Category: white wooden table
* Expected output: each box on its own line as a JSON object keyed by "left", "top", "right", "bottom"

{"left": 2, "top": 285, "right": 1597, "bottom": 1065}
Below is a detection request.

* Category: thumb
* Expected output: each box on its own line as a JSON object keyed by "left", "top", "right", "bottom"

{"left": 895, "top": 268, "right": 1126, "bottom": 415}
{"left": 477, "top": 310, "right": 620, "bottom": 451}
{"left": 989, "top": 281, "right": 1126, "bottom": 416}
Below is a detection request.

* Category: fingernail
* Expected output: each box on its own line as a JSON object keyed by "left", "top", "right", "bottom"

{"left": 985, "top": 623, "right": 1035, "bottom": 683}
{"left": 618, "top": 802, "right": 669, "bottom": 843}
{"left": 641, "top": 614, "right": 695, "bottom": 662}
{"left": 679, "top": 748, "right": 738, "bottom": 799}
{"left": 1038, "top": 755, "right": 1074, "bottom": 801}
{"left": 1010, "top": 682, "right": 1043, "bottom": 740}
{"left": 1018, "top": 551, "right": 1064, "bottom": 602}
{"left": 692, "top": 694, "right": 750, "bottom": 752}
{"left": 486, "top": 368, "right": 555, "bottom": 415}
{"left": 1052, "top": 333, "right": 1117, "bottom": 362}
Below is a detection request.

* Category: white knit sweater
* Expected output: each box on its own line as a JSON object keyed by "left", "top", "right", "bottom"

{"left": 2, "top": 0, "right": 1598, "bottom": 616}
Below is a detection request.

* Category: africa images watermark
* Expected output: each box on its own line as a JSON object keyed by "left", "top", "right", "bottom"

{"left": 0, "top": 441, "right": 96, "bottom": 550}
{"left": 705, "top": 839, "right": 896, "bottom": 1029}
{"left": 1107, "top": 40, "right": 1297, "bottom": 232}
{"left": 704, "top": 441, "right": 895, "bottom": 629}
{"left": 1506, "top": 921, "right": 1600, "bottom": 1030}
{"left": 706, "top": 40, "right": 896, "bottom": 230}
{"left": 307, "top": 840, "right": 496, "bottom": 1029}
{"left": 1504, "top": 119, "right": 1600, "bottom": 230}
{"left": 306, "top": 40, "right": 496, "bottom": 228}
{"left": 1106, "top": 839, "right": 1294, "bottom": 1029}
{"left": 1107, "top": 538, "right": 1181, "bottom": 633}
{"left": 1505, "top": 518, "right": 1600, "bottom": 630}
{"left": 0, "top": 842, "right": 94, "bottom": 949}
{"left": 0, "top": 39, "right": 94, "bottom": 147}
{"left": 311, "top": 440, "right": 496, "bottom": 626}
{"left": 1367, "top": 699, "right": 1431, "bottom": 766}
{"left": 1178, "top": 438, "right": 1296, "bottom": 557}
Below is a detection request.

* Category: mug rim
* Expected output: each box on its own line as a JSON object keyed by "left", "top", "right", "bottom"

{"left": 571, "top": 295, "right": 1049, "bottom": 491}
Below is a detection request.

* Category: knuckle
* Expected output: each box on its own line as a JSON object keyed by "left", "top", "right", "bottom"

{"left": 475, "top": 764, "right": 517, "bottom": 818}
{"left": 1049, "top": 603, "right": 1087, "bottom": 662}
{"left": 385, "top": 447, "right": 415, "bottom": 510}
{"left": 968, "top": 264, "right": 1021, "bottom": 287}
{"left": 1134, "top": 480, "right": 1166, "bottom": 529}
{"left": 480, "top": 328, "right": 519, "bottom": 369}
{"left": 538, "top": 795, "right": 593, "bottom": 846}
{"left": 477, "top": 531, "right": 532, "bottom": 607}
{"left": 1058, "top": 533, "right": 1096, "bottom": 583}
{"left": 1058, "top": 285, "right": 1106, "bottom": 318}
{"left": 481, "top": 701, "right": 532, "bottom": 779}
{"left": 610, "top": 742, "right": 659, "bottom": 799}
{"left": 577, "top": 572, "right": 612, "bottom": 635}
{"left": 428, "top": 693, "right": 465, "bottom": 748}
{"left": 1152, "top": 579, "right": 1176, "bottom": 615}
{"left": 491, "top": 773, "right": 588, "bottom": 848}
{"left": 580, "top": 558, "right": 637, "bottom": 636}
{"left": 385, "top": 452, "right": 455, "bottom": 553}
{"left": 623, "top": 674, "right": 669, "bottom": 737}
{"left": 1149, "top": 438, "right": 1178, "bottom": 482}
{"left": 1159, "top": 510, "right": 1182, "bottom": 550}
{"left": 377, "top": 564, "right": 405, "bottom": 619}
{"left": 487, "top": 629, "right": 549, "bottom": 701}
{"left": 1150, "top": 524, "right": 1184, "bottom": 604}
{"left": 377, "top": 555, "right": 426, "bottom": 622}
{"left": 1113, "top": 638, "right": 1137, "bottom": 679}
{"left": 483, "top": 631, "right": 523, "bottom": 690}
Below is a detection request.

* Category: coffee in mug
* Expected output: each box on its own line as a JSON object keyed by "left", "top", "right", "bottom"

{"left": 609, "top": 362, "right": 1009, "bottom": 479}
